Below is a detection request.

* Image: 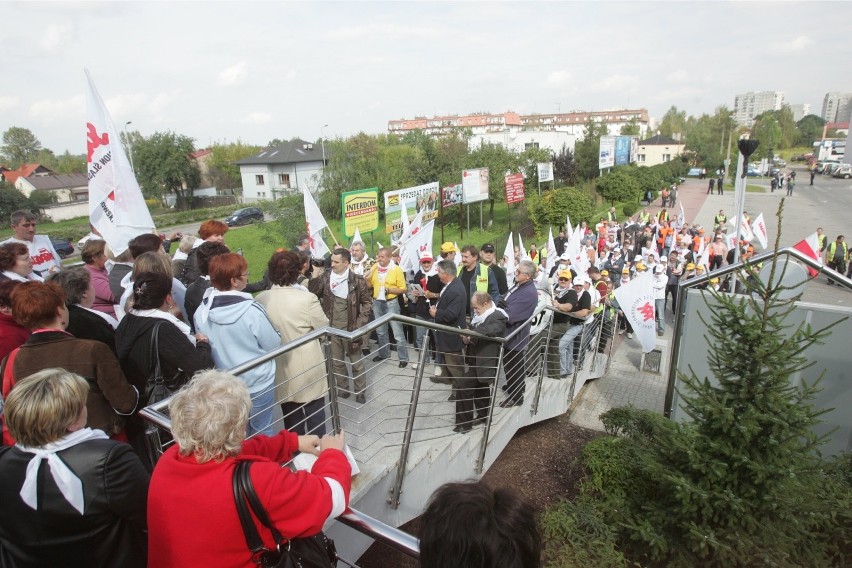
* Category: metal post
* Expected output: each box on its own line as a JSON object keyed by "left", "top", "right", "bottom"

{"left": 475, "top": 343, "right": 506, "bottom": 474}
{"left": 589, "top": 312, "right": 606, "bottom": 372}
{"left": 568, "top": 322, "right": 589, "bottom": 399}
{"left": 388, "top": 335, "right": 430, "bottom": 508}
{"left": 323, "top": 336, "right": 342, "bottom": 434}
{"left": 530, "top": 318, "right": 554, "bottom": 416}
{"left": 605, "top": 311, "right": 619, "bottom": 373}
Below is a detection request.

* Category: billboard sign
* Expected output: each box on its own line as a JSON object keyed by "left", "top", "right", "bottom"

{"left": 442, "top": 183, "right": 463, "bottom": 208}
{"left": 462, "top": 168, "right": 490, "bottom": 204}
{"left": 504, "top": 173, "right": 525, "bottom": 204}
{"left": 383, "top": 181, "right": 440, "bottom": 233}
{"left": 537, "top": 162, "right": 554, "bottom": 182}
{"left": 630, "top": 136, "right": 639, "bottom": 163}
{"left": 599, "top": 136, "right": 616, "bottom": 169}
{"left": 615, "top": 136, "right": 631, "bottom": 166}
{"left": 341, "top": 188, "right": 379, "bottom": 237}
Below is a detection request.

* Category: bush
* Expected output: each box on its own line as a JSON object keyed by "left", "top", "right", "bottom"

{"left": 540, "top": 498, "right": 627, "bottom": 568}
{"left": 621, "top": 203, "right": 638, "bottom": 217}
{"left": 527, "top": 186, "right": 595, "bottom": 234}
{"left": 595, "top": 170, "right": 640, "bottom": 204}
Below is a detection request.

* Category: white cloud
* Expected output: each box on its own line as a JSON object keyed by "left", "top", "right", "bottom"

{"left": 546, "top": 70, "right": 571, "bottom": 86}
{"left": 242, "top": 112, "right": 273, "bottom": 125}
{"left": 29, "top": 95, "right": 84, "bottom": 121}
{"left": 40, "top": 22, "right": 73, "bottom": 51}
{"left": 666, "top": 69, "right": 690, "bottom": 83}
{"left": 105, "top": 91, "right": 181, "bottom": 118}
{"left": 325, "top": 23, "right": 448, "bottom": 41}
{"left": 218, "top": 61, "right": 248, "bottom": 86}
{"left": 0, "top": 96, "right": 19, "bottom": 112}
{"left": 590, "top": 74, "right": 639, "bottom": 93}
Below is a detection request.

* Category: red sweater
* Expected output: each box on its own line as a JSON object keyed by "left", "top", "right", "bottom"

{"left": 147, "top": 430, "right": 351, "bottom": 567}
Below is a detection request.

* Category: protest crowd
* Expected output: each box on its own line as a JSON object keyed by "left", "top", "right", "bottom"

{"left": 0, "top": 199, "right": 845, "bottom": 567}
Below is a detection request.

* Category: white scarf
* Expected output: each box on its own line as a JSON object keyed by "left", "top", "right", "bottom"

{"left": 351, "top": 256, "right": 369, "bottom": 276}
{"left": 76, "top": 304, "right": 119, "bottom": 329}
{"left": 17, "top": 428, "right": 109, "bottom": 515}
{"left": 130, "top": 307, "right": 196, "bottom": 345}
{"left": 330, "top": 269, "right": 350, "bottom": 300}
{"left": 194, "top": 288, "right": 253, "bottom": 327}
{"left": 2, "top": 270, "right": 42, "bottom": 282}
{"left": 470, "top": 304, "right": 507, "bottom": 327}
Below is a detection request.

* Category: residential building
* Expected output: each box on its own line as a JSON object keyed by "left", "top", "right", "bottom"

{"left": 786, "top": 103, "right": 811, "bottom": 122}
{"left": 468, "top": 130, "right": 576, "bottom": 155}
{"left": 235, "top": 139, "right": 325, "bottom": 201}
{"left": 0, "top": 163, "right": 52, "bottom": 185}
{"left": 821, "top": 92, "right": 852, "bottom": 123}
{"left": 733, "top": 91, "right": 785, "bottom": 125}
{"left": 635, "top": 135, "right": 684, "bottom": 167}
{"left": 387, "top": 108, "right": 649, "bottom": 141}
{"left": 16, "top": 173, "right": 89, "bottom": 203}
{"left": 190, "top": 148, "right": 214, "bottom": 188}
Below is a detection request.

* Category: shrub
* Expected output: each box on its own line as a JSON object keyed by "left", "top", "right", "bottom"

{"left": 595, "top": 170, "right": 640, "bottom": 204}
{"left": 527, "top": 186, "right": 595, "bottom": 234}
{"left": 621, "top": 203, "right": 638, "bottom": 217}
{"left": 540, "top": 498, "right": 627, "bottom": 568}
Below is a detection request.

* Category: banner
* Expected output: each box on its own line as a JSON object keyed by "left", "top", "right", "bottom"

{"left": 751, "top": 213, "right": 768, "bottom": 249}
{"left": 599, "top": 136, "right": 616, "bottom": 169}
{"left": 383, "top": 181, "right": 439, "bottom": 234}
{"left": 462, "top": 168, "right": 490, "bottom": 204}
{"left": 442, "top": 183, "right": 463, "bottom": 208}
{"left": 341, "top": 188, "right": 378, "bottom": 237}
{"left": 629, "top": 136, "right": 639, "bottom": 163}
{"left": 399, "top": 219, "right": 435, "bottom": 273}
{"left": 85, "top": 70, "right": 155, "bottom": 256}
{"left": 303, "top": 187, "right": 330, "bottom": 258}
{"left": 504, "top": 173, "right": 525, "bottom": 204}
{"left": 615, "top": 136, "right": 631, "bottom": 166}
{"left": 613, "top": 271, "right": 657, "bottom": 353}
{"left": 537, "top": 162, "right": 554, "bottom": 182}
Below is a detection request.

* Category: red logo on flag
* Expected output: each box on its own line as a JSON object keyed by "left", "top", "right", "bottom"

{"left": 86, "top": 123, "right": 109, "bottom": 163}
{"left": 637, "top": 302, "right": 654, "bottom": 321}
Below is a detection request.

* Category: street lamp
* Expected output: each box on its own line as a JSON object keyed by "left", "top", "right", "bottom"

{"left": 123, "top": 121, "right": 135, "bottom": 174}
{"left": 320, "top": 124, "right": 328, "bottom": 166}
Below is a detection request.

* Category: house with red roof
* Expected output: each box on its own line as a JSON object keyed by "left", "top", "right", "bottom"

{"left": 0, "top": 163, "right": 52, "bottom": 185}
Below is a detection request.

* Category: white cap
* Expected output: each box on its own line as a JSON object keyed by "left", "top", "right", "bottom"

{"left": 634, "top": 255, "right": 643, "bottom": 262}
{"left": 572, "top": 276, "right": 584, "bottom": 286}
{"left": 654, "top": 265, "right": 664, "bottom": 273}
{"left": 560, "top": 252, "right": 571, "bottom": 260}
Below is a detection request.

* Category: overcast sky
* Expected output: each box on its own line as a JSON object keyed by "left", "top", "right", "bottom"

{"left": 3, "top": 1, "right": 851, "bottom": 156}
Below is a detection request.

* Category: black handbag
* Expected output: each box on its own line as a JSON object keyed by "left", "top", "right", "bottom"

{"left": 232, "top": 461, "right": 338, "bottom": 568}
{"left": 143, "top": 322, "right": 183, "bottom": 406}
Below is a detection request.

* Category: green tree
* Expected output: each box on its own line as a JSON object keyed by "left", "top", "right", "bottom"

{"left": 132, "top": 131, "right": 201, "bottom": 209}
{"left": 0, "top": 181, "right": 35, "bottom": 220}
{"left": 1, "top": 127, "right": 43, "bottom": 165}
{"left": 796, "top": 114, "right": 826, "bottom": 147}
{"left": 553, "top": 143, "right": 578, "bottom": 186}
{"left": 528, "top": 186, "right": 595, "bottom": 234}
{"left": 595, "top": 169, "right": 640, "bottom": 205}
{"left": 54, "top": 151, "right": 86, "bottom": 174}
{"left": 751, "top": 112, "right": 783, "bottom": 160}
{"left": 619, "top": 117, "right": 641, "bottom": 136}
{"left": 574, "top": 120, "right": 610, "bottom": 181}
{"left": 466, "top": 141, "right": 519, "bottom": 227}
{"left": 208, "top": 141, "right": 261, "bottom": 190}
{"left": 657, "top": 106, "right": 688, "bottom": 140}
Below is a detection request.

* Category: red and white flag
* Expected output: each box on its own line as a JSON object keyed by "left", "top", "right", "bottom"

{"left": 85, "top": 70, "right": 155, "bottom": 256}
{"left": 613, "top": 271, "right": 657, "bottom": 353}
{"left": 400, "top": 220, "right": 434, "bottom": 273}
{"left": 792, "top": 232, "right": 822, "bottom": 276}
{"left": 729, "top": 217, "right": 754, "bottom": 243}
{"left": 303, "top": 187, "right": 330, "bottom": 258}
{"left": 751, "top": 213, "right": 768, "bottom": 249}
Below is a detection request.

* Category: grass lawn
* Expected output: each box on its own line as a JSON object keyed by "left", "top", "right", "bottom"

{"left": 746, "top": 184, "right": 766, "bottom": 193}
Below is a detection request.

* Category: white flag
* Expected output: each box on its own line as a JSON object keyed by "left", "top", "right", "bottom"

{"left": 729, "top": 217, "right": 754, "bottom": 242}
{"left": 751, "top": 213, "right": 768, "bottom": 249}
{"left": 400, "top": 220, "right": 435, "bottom": 273}
{"left": 453, "top": 242, "right": 462, "bottom": 269}
{"left": 351, "top": 227, "right": 363, "bottom": 246}
{"left": 503, "top": 233, "right": 515, "bottom": 287}
{"left": 303, "top": 187, "right": 330, "bottom": 258}
{"left": 613, "top": 271, "right": 657, "bottom": 353}
{"left": 397, "top": 209, "right": 425, "bottom": 271}
{"left": 696, "top": 236, "right": 710, "bottom": 268}
{"left": 678, "top": 201, "right": 686, "bottom": 226}
{"left": 517, "top": 233, "right": 529, "bottom": 261}
{"left": 546, "top": 227, "right": 558, "bottom": 272}
{"left": 85, "top": 70, "right": 155, "bottom": 256}
{"left": 400, "top": 197, "right": 410, "bottom": 235}
{"left": 565, "top": 214, "right": 573, "bottom": 236}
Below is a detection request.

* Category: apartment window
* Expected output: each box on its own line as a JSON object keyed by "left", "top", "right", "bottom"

{"left": 525, "top": 142, "right": 540, "bottom": 150}
{"left": 662, "top": 154, "right": 671, "bottom": 162}
{"left": 637, "top": 154, "right": 646, "bottom": 163}
{"left": 278, "top": 173, "right": 290, "bottom": 187}
{"left": 255, "top": 175, "right": 265, "bottom": 185}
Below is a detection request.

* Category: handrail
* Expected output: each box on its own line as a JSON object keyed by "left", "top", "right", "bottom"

{"left": 338, "top": 509, "right": 420, "bottom": 558}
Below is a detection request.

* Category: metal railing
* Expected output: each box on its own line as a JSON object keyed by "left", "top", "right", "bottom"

{"left": 139, "top": 291, "right": 612, "bottom": 559}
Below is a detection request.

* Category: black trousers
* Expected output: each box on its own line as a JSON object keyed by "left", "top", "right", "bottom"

{"left": 503, "top": 348, "right": 526, "bottom": 403}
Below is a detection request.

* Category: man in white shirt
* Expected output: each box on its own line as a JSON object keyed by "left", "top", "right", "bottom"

{"left": 1, "top": 210, "right": 62, "bottom": 275}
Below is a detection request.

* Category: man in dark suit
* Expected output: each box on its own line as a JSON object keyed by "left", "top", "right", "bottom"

{"left": 499, "top": 260, "right": 539, "bottom": 407}
{"left": 462, "top": 291, "right": 508, "bottom": 429}
{"left": 429, "top": 259, "right": 468, "bottom": 433}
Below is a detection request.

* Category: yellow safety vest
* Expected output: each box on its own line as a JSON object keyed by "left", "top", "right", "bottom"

{"left": 457, "top": 263, "right": 490, "bottom": 292}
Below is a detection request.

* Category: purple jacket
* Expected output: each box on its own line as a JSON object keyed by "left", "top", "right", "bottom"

{"left": 502, "top": 280, "right": 538, "bottom": 351}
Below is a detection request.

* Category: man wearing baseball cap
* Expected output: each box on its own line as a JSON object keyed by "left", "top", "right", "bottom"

{"left": 554, "top": 276, "right": 592, "bottom": 378}
{"left": 439, "top": 242, "right": 457, "bottom": 263}
{"left": 480, "top": 242, "right": 508, "bottom": 296}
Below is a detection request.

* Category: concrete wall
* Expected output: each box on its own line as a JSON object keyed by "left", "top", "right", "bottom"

{"left": 40, "top": 201, "right": 89, "bottom": 221}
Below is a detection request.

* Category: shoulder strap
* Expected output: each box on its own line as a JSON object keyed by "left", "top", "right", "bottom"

{"left": 238, "top": 461, "right": 287, "bottom": 545}
{"left": 232, "top": 461, "right": 269, "bottom": 557}
{"left": 148, "top": 322, "right": 165, "bottom": 386}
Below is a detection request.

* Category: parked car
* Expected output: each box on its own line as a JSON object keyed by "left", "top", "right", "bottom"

{"left": 772, "top": 159, "right": 787, "bottom": 168}
{"left": 746, "top": 167, "right": 762, "bottom": 177}
{"left": 832, "top": 165, "right": 852, "bottom": 179}
{"left": 224, "top": 207, "right": 263, "bottom": 227}
{"left": 769, "top": 167, "right": 781, "bottom": 177}
{"left": 51, "top": 238, "right": 75, "bottom": 258}
{"left": 826, "top": 162, "right": 846, "bottom": 176}
{"left": 687, "top": 167, "right": 703, "bottom": 177}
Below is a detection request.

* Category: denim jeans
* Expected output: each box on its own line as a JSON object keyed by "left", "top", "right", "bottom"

{"left": 247, "top": 385, "right": 275, "bottom": 437}
{"left": 559, "top": 323, "right": 585, "bottom": 375}
{"left": 373, "top": 299, "right": 409, "bottom": 362}
{"left": 655, "top": 298, "right": 666, "bottom": 332}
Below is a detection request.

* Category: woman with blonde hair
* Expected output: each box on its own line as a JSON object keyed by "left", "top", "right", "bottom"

{"left": 147, "top": 370, "right": 349, "bottom": 567}
{"left": 0, "top": 368, "right": 149, "bottom": 567}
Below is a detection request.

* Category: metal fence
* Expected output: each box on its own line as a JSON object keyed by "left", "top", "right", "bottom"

{"left": 139, "top": 291, "right": 611, "bottom": 562}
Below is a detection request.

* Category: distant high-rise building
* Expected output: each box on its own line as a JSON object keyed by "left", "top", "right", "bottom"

{"left": 786, "top": 103, "right": 811, "bottom": 122}
{"left": 733, "top": 91, "right": 785, "bottom": 125}
{"left": 821, "top": 92, "right": 852, "bottom": 123}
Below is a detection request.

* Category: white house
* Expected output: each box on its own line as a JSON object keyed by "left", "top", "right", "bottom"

{"left": 635, "top": 135, "right": 684, "bottom": 167}
{"left": 468, "top": 130, "right": 576, "bottom": 155}
{"left": 235, "top": 139, "right": 325, "bottom": 201}
{"left": 16, "top": 173, "right": 89, "bottom": 202}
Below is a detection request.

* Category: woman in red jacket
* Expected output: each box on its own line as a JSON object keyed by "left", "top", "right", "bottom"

{"left": 147, "top": 370, "right": 351, "bottom": 567}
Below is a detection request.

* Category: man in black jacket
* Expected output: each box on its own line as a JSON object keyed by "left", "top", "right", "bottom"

{"left": 429, "top": 260, "right": 468, "bottom": 432}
